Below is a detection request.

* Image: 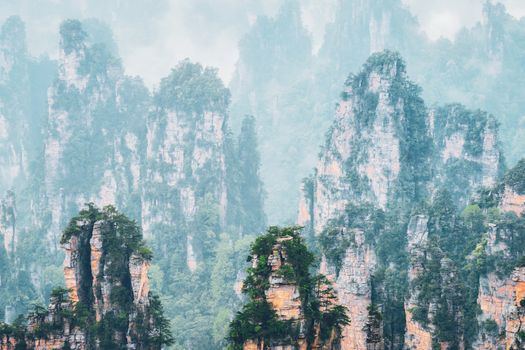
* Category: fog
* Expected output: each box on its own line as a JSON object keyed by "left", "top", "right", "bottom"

{"left": 2, "top": 0, "right": 524, "bottom": 86}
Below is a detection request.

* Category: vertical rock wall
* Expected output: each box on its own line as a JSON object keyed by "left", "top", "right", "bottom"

{"left": 475, "top": 181, "right": 525, "bottom": 350}
{"left": 300, "top": 51, "right": 504, "bottom": 350}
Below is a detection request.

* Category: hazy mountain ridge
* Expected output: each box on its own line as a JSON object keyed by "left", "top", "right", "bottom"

{"left": 230, "top": 0, "right": 525, "bottom": 224}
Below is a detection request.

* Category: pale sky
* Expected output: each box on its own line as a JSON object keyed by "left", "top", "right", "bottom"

{"left": 1, "top": 0, "right": 524, "bottom": 88}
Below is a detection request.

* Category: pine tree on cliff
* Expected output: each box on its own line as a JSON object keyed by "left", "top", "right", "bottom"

{"left": 237, "top": 115, "right": 266, "bottom": 234}
{"left": 227, "top": 226, "right": 349, "bottom": 349}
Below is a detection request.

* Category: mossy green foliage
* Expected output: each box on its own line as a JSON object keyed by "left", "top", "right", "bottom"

{"left": 409, "top": 191, "right": 484, "bottom": 347}
{"left": 228, "top": 226, "right": 349, "bottom": 349}
{"left": 155, "top": 59, "right": 230, "bottom": 114}
{"left": 0, "top": 315, "right": 28, "bottom": 347}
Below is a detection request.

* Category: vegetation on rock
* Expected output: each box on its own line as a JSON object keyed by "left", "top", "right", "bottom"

{"left": 228, "top": 226, "right": 349, "bottom": 349}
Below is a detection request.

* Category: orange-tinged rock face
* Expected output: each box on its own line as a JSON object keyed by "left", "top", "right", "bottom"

{"left": 63, "top": 236, "right": 79, "bottom": 303}
{"left": 329, "top": 230, "right": 376, "bottom": 350}
{"left": 476, "top": 267, "right": 525, "bottom": 350}
{"left": 264, "top": 239, "right": 303, "bottom": 322}
{"left": 404, "top": 309, "right": 433, "bottom": 350}
{"left": 243, "top": 340, "right": 260, "bottom": 350}
{"left": 266, "top": 284, "right": 302, "bottom": 320}
{"left": 33, "top": 338, "right": 65, "bottom": 349}
{"left": 129, "top": 253, "right": 150, "bottom": 304}
{"left": 500, "top": 186, "right": 525, "bottom": 216}
{"left": 297, "top": 192, "right": 311, "bottom": 227}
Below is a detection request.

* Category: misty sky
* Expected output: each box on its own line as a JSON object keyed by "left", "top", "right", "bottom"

{"left": 1, "top": 0, "right": 525, "bottom": 87}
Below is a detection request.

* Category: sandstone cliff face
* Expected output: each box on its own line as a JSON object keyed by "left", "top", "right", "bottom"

{"left": 301, "top": 55, "right": 407, "bottom": 233}
{"left": 475, "top": 267, "right": 525, "bottom": 350}
{"left": 300, "top": 55, "right": 502, "bottom": 233}
{"left": 499, "top": 185, "right": 525, "bottom": 216}
{"left": 320, "top": 229, "right": 378, "bottom": 350}
{"left": 141, "top": 59, "right": 232, "bottom": 276}
{"left": 474, "top": 183, "right": 525, "bottom": 350}
{"left": 300, "top": 51, "right": 503, "bottom": 350}
{"left": 142, "top": 105, "right": 227, "bottom": 268}
{"left": 265, "top": 237, "right": 304, "bottom": 323}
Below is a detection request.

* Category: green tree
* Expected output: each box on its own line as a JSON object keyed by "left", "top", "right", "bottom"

{"left": 227, "top": 226, "right": 349, "bottom": 348}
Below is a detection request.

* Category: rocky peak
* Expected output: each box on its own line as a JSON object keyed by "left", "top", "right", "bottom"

{"left": 301, "top": 51, "right": 505, "bottom": 350}
{"left": 143, "top": 60, "right": 230, "bottom": 268}
{"left": 0, "top": 205, "right": 171, "bottom": 349}
{"left": 58, "top": 20, "right": 88, "bottom": 91}
{"left": 43, "top": 19, "right": 147, "bottom": 248}
{"left": 301, "top": 51, "right": 502, "bottom": 233}
{"left": 300, "top": 51, "right": 430, "bottom": 233}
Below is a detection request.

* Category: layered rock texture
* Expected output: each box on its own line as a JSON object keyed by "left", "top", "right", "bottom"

{"left": 0, "top": 205, "right": 171, "bottom": 349}
{"left": 300, "top": 51, "right": 522, "bottom": 350}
